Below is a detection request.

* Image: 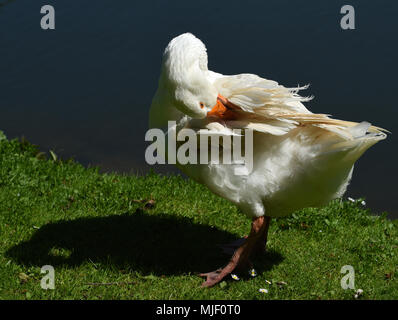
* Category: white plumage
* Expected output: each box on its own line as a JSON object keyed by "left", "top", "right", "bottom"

{"left": 149, "top": 33, "right": 387, "bottom": 287}
{"left": 150, "top": 32, "right": 386, "bottom": 218}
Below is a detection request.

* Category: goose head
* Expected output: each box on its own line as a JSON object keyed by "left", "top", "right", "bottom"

{"left": 150, "top": 33, "right": 219, "bottom": 127}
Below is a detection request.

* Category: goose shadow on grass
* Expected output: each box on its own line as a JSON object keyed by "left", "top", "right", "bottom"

{"left": 6, "top": 209, "right": 283, "bottom": 276}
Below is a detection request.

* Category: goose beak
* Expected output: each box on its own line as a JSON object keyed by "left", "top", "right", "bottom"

{"left": 207, "top": 94, "right": 237, "bottom": 120}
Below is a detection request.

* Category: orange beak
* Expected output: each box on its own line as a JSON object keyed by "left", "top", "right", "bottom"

{"left": 207, "top": 94, "right": 238, "bottom": 120}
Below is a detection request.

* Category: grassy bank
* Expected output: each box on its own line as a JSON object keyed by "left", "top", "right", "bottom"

{"left": 0, "top": 131, "right": 397, "bottom": 299}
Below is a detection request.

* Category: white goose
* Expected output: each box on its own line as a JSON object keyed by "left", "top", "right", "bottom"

{"left": 149, "top": 33, "right": 387, "bottom": 287}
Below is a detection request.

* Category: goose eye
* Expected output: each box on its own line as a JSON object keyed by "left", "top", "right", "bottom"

{"left": 199, "top": 102, "right": 204, "bottom": 109}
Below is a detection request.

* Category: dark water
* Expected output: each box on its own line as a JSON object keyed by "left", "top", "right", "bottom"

{"left": 1, "top": 0, "right": 397, "bottom": 217}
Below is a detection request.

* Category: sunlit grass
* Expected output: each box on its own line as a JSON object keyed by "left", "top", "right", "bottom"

{"left": 0, "top": 131, "right": 397, "bottom": 299}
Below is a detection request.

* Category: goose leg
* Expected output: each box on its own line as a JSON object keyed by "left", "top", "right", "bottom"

{"left": 218, "top": 216, "right": 271, "bottom": 255}
{"left": 200, "top": 216, "right": 271, "bottom": 288}
{"left": 253, "top": 216, "right": 272, "bottom": 256}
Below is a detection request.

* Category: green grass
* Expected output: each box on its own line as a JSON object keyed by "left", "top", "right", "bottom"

{"left": 0, "top": 130, "right": 397, "bottom": 300}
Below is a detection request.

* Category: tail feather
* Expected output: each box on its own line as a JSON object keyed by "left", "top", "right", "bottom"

{"left": 322, "top": 122, "right": 387, "bottom": 162}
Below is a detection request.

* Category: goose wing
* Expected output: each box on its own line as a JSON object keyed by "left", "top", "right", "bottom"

{"left": 209, "top": 73, "right": 387, "bottom": 139}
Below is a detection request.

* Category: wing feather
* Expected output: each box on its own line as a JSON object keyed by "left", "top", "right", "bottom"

{"left": 209, "top": 73, "right": 387, "bottom": 139}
